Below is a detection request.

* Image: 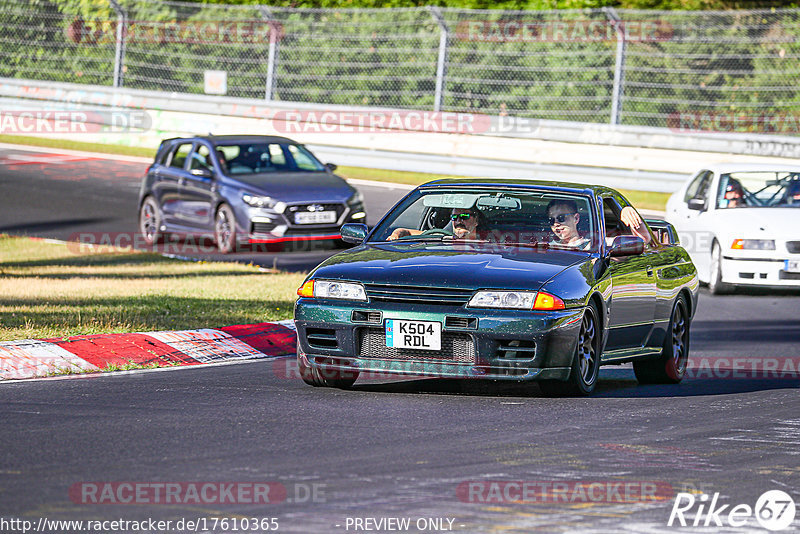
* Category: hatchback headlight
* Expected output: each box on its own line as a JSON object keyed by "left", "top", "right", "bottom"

{"left": 243, "top": 194, "right": 275, "bottom": 209}
{"left": 731, "top": 239, "right": 775, "bottom": 250}
{"left": 297, "top": 280, "right": 367, "bottom": 301}
{"left": 348, "top": 190, "right": 364, "bottom": 205}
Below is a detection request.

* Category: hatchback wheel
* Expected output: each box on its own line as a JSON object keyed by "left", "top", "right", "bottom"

{"left": 634, "top": 295, "right": 690, "bottom": 384}
{"left": 540, "top": 302, "right": 600, "bottom": 397}
{"left": 139, "top": 196, "right": 163, "bottom": 246}
{"left": 215, "top": 204, "right": 237, "bottom": 254}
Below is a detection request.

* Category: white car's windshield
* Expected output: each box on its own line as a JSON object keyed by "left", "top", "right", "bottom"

{"left": 717, "top": 172, "right": 800, "bottom": 209}
{"left": 370, "top": 189, "right": 598, "bottom": 252}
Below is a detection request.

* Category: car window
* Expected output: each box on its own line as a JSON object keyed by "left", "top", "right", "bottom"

{"left": 169, "top": 143, "right": 193, "bottom": 170}
{"left": 190, "top": 144, "right": 212, "bottom": 171}
{"left": 371, "top": 189, "right": 597, "bottom": 252}
{"left": 287, "top": 145, "right": 324, "bottom": 171}
{"left": 684, "top": 170, "right": 713, "bottom": 203}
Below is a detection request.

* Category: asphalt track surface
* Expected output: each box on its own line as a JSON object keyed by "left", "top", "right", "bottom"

{"left": 2, "top": 146, "right": 800, "bottom": 533}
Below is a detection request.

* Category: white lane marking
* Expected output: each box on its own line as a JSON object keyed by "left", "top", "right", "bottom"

{"left": 0, "top": 340, "right": 100, "bottom": 380}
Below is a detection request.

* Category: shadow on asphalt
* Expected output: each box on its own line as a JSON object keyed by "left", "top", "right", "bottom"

{"left": 345, "top": 375, "right": 799, "bottom": 399}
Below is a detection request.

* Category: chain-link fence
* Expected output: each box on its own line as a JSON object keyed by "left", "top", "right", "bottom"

{"left": 2, "top": 0, "right": 800, "bottom": 132}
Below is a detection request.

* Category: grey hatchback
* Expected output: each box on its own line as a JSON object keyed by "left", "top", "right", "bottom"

{"left": 138, "top": 135, "right": 366, "bottom": 252}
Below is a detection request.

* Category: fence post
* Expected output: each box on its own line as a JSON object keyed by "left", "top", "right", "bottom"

{"left": 108, "top": 0, "right": 127, "bottom": 88}
{"left": 603, "top": 7, "right": 625, "bottom": 126}
{"left": 428, "top": 6, "right": 449, "bottom": 113}
{"left": 259, "top": 7, "right": 280, "bottom": 101}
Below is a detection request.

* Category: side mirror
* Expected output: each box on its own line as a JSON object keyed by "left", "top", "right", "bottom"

{"left": 325, "top": 163, "right": 338, "bottom": 172}
{"left": 190, "top": 168, "right": 213, "bottom": 179}
{"left": 687, "top": 198, "right": 706, "bottom": 211}
{"left": 340, "top": 223, "right": 368, "bottom": 244}
{"left": 609, "top": 235, "right": 644, "bottom": 257}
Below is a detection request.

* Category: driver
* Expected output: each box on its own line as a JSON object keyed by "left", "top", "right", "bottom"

{"left": 388, "top": 207, "right": 486, "bottom": 241}
{"left": 547, "top": 199, "right": 591, "bottom": 250}
{"left": 723, "top": 178, "right": 747, "bottom": 208}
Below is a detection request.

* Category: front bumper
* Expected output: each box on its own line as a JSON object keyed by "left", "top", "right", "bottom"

{"left": 294, "top": 300, "right": 585, "bottom": 382}
{"left": 721, "top": 256, "right": 800, "bottom": 287}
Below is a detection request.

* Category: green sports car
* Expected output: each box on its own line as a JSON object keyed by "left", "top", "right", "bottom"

{"left": 294, "top": 179, "right": 699, "bottom": 396}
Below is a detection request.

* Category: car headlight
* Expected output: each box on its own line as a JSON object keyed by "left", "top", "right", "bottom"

{"left": 468, "top": 290, "right": 537, "bottom": 309}
{"left": 468, "top": 290, "right": 566, "bottom": 310}
{"left": 731, "top": 239, "right": 775, "bottom": 250}
{"left": 296, "top": 279, "right": 367, "bottom": 301}
{"left": 243, "top": 194, "right": 275, "bottom": 209}
{"left": 348, "top": 190, "right": 364, "bottom": 205}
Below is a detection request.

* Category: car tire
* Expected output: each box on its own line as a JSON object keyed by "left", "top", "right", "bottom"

{"left": 297, "top": 348, "right": 359, "bottom": 389}
{"left": 214, "top": 203, "right": 237, "bottom": 254}
{"left": 709, "top": 241, "right": 732, "bottom": 295}
{"left": 139, "top": 196, "right": 164, "bottom": 246}
{"left": 539, "top": 302, "right": 600, "bottom": 397}
{"left": 634, "top": 295, "right": 690, "bottom": 384}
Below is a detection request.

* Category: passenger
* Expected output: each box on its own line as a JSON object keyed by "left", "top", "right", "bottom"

{"left": 216, "top": 149, "right": 228, "bottom": 173}
{"left": 618, "top": 205, "right": 652, "bottom": 245}
{"left": 387, "top": 207, "right": 486, "bottom": 241}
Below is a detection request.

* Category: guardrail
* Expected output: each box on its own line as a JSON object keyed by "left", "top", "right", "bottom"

{"left": 2, "top": 77, "right": 800, "bottom": 193}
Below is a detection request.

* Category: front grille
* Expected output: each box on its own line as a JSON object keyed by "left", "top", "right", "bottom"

{"left": 445, "top": 316, "right": 478, "bottom": 329}
{"left": 306, "top": 328, "right": 338, "bottom": 349}
{"left": 787, "top": 241, "right": 800, "bottom": 254}
{"left": 496, "top": 340, "right": 536, "bottom": 360}
{"left": 364, "top": 284, "right": 473, "bottom": 306}
{"left": 780, "top": 270, "right": 800, "bottom": 280}
{"left": 358, "top": 328, "right": 475, "bottom": 363}
{"left": 252, "top": 221, "right": 277, "bottom": 234}
{"left": 351, "top": 310, "right": 382, "bottom": 324}
{"left": 288, "top": 203, "right": 345, "bottom": 225}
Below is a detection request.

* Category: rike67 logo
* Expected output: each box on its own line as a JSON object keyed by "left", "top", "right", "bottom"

{"left": 669, "top": 490, "right": 796, "bottom": 531}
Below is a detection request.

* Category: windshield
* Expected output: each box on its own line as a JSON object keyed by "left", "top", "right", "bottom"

{"left": 215, "top": 143, "right": 325, "bottom": 175}
{"left": 716, "top": 172, "right": 800, "bottom": 209}
{"left": 370, "top": 188, "right": 598, "bottom": 252}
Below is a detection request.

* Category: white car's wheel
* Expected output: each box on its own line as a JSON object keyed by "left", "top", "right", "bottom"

{"left": 709, "top": 241, "right": 732, "bottom": 295}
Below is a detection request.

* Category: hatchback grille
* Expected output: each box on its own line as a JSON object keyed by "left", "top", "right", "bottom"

{"left": 358, "top": 328, "right": 475, "bottom": 363}
{"left": 787, "top": 241, "right": 800, "bottom": 254}
{"left": 252, "top": 221, "right": 277, "bottom": 234}
{"left": 364, "top": 284, "right": 473, "bottom": 306}
{"left": 288, "top": 203, "right": 344, "bottom": 225}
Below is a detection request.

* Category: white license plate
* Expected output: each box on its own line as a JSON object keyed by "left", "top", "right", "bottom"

{"left": 385, "top": 319, "right": 441, "bottom": 351}
{"left": 295, "top": 211, "right": 336, "bottom": 224}
{"left": 786, "top": 260, "right": 800, "bottom": 273}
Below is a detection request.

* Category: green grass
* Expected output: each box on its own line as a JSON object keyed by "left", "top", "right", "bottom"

{"left": 0, "top": 137, "right": 670, "bottom": 210}
{"left": 0, "top": 235, "right": 305, "bottom": 341}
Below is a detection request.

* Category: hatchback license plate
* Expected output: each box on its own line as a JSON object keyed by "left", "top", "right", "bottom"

{"left": 295, "top": 211, "right": 336, "bottom": 224}
{"left": 786, "top": 260, "right": 800, "bottom": 273}
{"left": 385, "top": 319, "right": 441, "bottom": 351}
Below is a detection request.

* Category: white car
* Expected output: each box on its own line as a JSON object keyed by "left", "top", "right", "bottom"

{"left": 666, "top": 163, "right": 800, "bottom": 294}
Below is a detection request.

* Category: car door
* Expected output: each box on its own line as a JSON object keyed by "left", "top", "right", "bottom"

{"left": 601, "top": 196, "right": 657, "bottom": 351}
{"left": 156, "top": 142, "right": 194, "bottom": 226}
{"left": 178, "top": 142, "right": 217, "bottom": 230}
{"left": 673, "top": 170, "right": 715, "bottom": 279}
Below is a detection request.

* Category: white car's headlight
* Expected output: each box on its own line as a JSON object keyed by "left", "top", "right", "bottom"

{"left": 468, "top": 290, "right": 537, "bottom": 309}
{"left": 731, "top": 239, "right": 775, "bottom": 250}
{"left": 243, "top": 194, "right": 275, "bottom": 209}
{"left": 297, "top": 280, "right": 367, "bottom": 301}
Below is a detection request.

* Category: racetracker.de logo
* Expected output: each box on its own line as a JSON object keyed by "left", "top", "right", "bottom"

{"left": 0, "top": 110, "right": 151, "bottom": 134}
{"left": 69, "top": 482, "right": 287, "bottom": 505}
{"left": 456, "top": 480, "right": 674, "bottom": 504}
{"left": 668, "top": 111, "right": 800, "bottom": 135}
{"left": 455, "top": 19, "right": 674, "bottom": 42}
{"left": 66, "top": 19, "right": 284, "bottom": 45}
